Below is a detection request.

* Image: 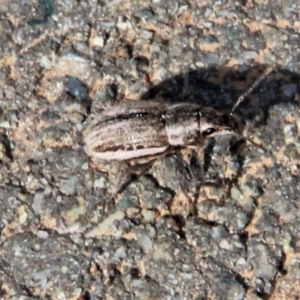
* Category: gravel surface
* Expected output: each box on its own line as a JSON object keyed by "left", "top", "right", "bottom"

{"left": 0, "top": 1, "right": 300, "bottom": 299}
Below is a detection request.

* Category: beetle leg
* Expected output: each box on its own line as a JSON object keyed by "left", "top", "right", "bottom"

{"left": 110, "top": 159, "right": 157, "bottom": 198}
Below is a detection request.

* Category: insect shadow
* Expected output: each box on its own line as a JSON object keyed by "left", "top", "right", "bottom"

{"left": 141, "top": 64, "right": 298, "bottom": 127}
{"left": 139, "top": 64, "right": 299, "bottom": 198}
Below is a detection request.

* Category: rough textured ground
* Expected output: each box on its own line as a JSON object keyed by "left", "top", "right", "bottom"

{"left": 0, "top": 0, "right": 300, "bottom": 299}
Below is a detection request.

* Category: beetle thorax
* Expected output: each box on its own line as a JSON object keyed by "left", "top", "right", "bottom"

{"left": 164, "top": 109, "right": 200, "bottom": 146}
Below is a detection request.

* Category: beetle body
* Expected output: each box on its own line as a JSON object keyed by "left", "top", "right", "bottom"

{"left": 83, "top": 101, "right": 240, "bottom": 161}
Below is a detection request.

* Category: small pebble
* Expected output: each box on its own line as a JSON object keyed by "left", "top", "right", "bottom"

{"left": 238, "top": 51, "right": 258, "bottom": 61}
{"left": 66, "top": 77, "right": 89, "bottom": 101}
{"left": 37, "top": 230, "right": 49, "bottom": 239}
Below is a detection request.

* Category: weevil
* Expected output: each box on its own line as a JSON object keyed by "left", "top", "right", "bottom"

{"left": 83, "top": 66, "right": 274, "bottom": 196}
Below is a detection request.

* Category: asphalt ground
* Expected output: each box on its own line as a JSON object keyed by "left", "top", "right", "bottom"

{"left": 0, "top": 1, "right": 300, "bottom": 299}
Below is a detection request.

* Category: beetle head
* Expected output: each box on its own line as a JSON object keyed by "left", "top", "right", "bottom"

{"left": 199, "top": 107, "right": 245, "bottom": 139}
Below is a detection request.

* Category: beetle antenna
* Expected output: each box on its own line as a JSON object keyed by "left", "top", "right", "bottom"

{"left": 231, "top": 64, "right": 275, "bottom": 115}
